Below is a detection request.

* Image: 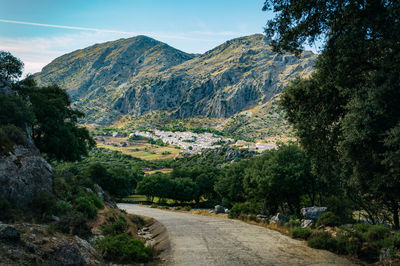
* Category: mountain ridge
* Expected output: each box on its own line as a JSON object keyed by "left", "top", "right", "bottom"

{"left": 34, "top": 34, "right": 315, "bottom": 133}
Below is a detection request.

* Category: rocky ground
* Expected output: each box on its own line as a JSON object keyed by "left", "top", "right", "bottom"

{"left": 118, "top": 204, "right": 354, "bottom": 266}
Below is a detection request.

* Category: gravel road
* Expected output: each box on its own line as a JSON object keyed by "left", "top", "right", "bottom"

{"left": 118, "top": 204, "right": 353, "bottom": 266}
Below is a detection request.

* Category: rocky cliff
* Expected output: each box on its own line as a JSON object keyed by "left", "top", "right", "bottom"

{"left": 0, "top": 143, "right": 53, "bottom": 207}
{"left": 35, "top": 34, "right": 315, "bottom": 125}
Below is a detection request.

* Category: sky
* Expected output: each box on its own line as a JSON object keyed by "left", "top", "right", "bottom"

{"left": 0, "top": 1, "right": 275, "bottom": 76}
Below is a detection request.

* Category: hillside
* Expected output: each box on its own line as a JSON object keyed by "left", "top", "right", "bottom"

{"left": 35, "top": 34, "right": 316, "bottom": 138}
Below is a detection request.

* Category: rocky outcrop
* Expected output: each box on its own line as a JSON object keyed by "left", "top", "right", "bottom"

{"left": 0, "top": 224, "right": 20, "bottom": 242}
{"left": 0, "top": 144, "right": 52, "bottom": 206}
{"left": 270, "top": 213, "right": 289, "bottom": 224}
{"left": 35, "top": 34, "right": 315, "bottom": 125}
{"left": 301, "top": 206, "right": 328, "bottom": 219}
{"left": 214, "top": 205, "right": 226, "bottom": 214}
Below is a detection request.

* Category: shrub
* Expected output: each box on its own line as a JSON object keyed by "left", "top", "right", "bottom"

{"left": 87, "top": 193, "right": 104, "bottom": 209}
{"left": 291, "top": 227, "right": 312, "bottom": 239}
{"left": 228, "top": 202, "right": 259, "bottom": 219}
{"left": 365, "top": 225, "right": 390, "bottom": 242}
{"left": 0, "top": 125, "right": 27, "bottom": 155}
{"left": 150, "top": 203, "right": 158, "bottom": 208}
{"left": 97, "top": 233, "right": 152, "bottom": 263}
{"left": 54, "top": 200, "right": 72, "bottom": 215}
{"left": 55, "top": 212, "right": 91, "bottom": 238}
{"left": 307, "top": 231, "right": 337, "bottom": 251}
{"left": 75, "top": 196, "right": 97, "bottom": 219}
{"left": 0, "top": 197, "right": 12, "bottom": 221}
{"left": 316, "top": 211, "right": 340, "bottom": 227}
{"left": 285, "top": 219, "right": 301, "bottom": 230}
{"left": 30, "top": 191, "right": 56, "bottom": 218}
{"left": 103, "top": 216, "right": 129, "bottom": 236}
{"left": 130, "top": 215, "right": 145, "bottom": 227}
{"left": 183, "top": 206, "right": 192, "bottom": 211}
{"left": 174, "top": 206, "right": 182, "bottom": 210}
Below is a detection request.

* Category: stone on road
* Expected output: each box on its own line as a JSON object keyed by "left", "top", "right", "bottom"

{"left": 118, "top": 204, "right": 353, "bottom": 266}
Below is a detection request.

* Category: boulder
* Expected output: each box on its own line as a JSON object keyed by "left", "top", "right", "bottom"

{"left": 270, "top": 213, "right": 289, "bottom": 224}
{"left": 301, "top": 219, "right": 314, "bottom": 228}
{"left": 214, "top": 205, "right": 225, "bottom": 214}
{"left": 301, "top": 206, "right": 328, "bottom": 219}
{"left": 93, "top": 184, "right": 104, "bottom": 201}
{"left": 0, "top": 224, "right": 20, "bottom": 242}
{"left": 0, "top": 144, "right": 53, "bottom": 207}
{"left": 42, "top": 241, "right": 86, "bottom": 266}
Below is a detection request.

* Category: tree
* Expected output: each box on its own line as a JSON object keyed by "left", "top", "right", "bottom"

{"left": 28, "top": 83, "right": 95, "bottom": 161}
{"left": 264, "top": 1, "right": 400, "bottom": 227}
{"left": 214, "top": 160, "right": 248, "bottom": 207}
{"left": 244, "top": 144, "right": 313, "bottom": 215}
{"left": 0, "top": 51, "right": 23, "bottom": 81}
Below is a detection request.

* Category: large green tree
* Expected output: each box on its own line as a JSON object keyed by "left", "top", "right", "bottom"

{"left": 264, "top": 1, "right": 400, "bottom": 227}
{"left": 27, "top": 83, "right": 95, "bottom": 161}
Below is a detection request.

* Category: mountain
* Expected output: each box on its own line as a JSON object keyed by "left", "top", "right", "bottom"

{"left": 35, "top": 34, "right": 315, "bottom": 131}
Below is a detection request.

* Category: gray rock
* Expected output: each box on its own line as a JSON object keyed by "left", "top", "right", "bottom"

{"left": 0, "top": 224, "right": 20, "bottom": 242}
{"left": 50, "top": 215, "right": 60, "bottom": 222}
{"left": 214, "top": 205, "right": 226, "bottom": 214}
{"left": 0, "top": 144, "right": 53, "bottom": 207}
{"left": 93, "top": 184, "right": 104, "bottom": 201}
{"left": 301, "top": 219, "right": 314, "bottom": 228}
{"left": 270, "top": 213, "right": 289, "bottom": 224}
{"left": 257, "top": 214, "right": 269, "bottom": 219}
{"left": 301, "top": 206, "right": 328, "bottom": 219}
{"left": 225, "top": 208, "right": 230, "bottom": 214}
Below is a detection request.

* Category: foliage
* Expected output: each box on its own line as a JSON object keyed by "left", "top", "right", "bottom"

{"left": 307, "top": 231, "right": 336, "bottom": 251}
{"left": 0, "top": 94, "right": 33, "bottom": 130}
{"left": 29, "top": 191, "right": 56, "bottom": 219}
{"left": 316, "top": 212, "right": 340, "bottom": 227}
{"left": 0, "top": 197, "right": 12, "bottom": 221}
{"left": 87, "top": 163, "right": 138, "bottom": 197}
{"left": 102, "top": 216, "right": 129, "bottom": 236}
{"left": 55, "top": 212, "right": 92, "bottom": 238}
{"left": 0, "top": 50, "right": 23, "bottom": 81}
{"left": 228, "top": 202, "right": 261, "bottom": 219}
{"left": 291, "top": 227, "right": 312, "bottom": 239}
{"left": 75, "top": 195, "right": 99, "bottom": 219}
{"left": 243, "top": 143, "right": 314, "bottom": 216}
{"left": 266, "top": 0, "right": 400, "bottom": 228}
{"left": 27, "top": 83, "right": 95, "bottom": 161}
{"left": 97, "top": 233, "right": 152, "bottom": 263}
{"left": 0, "top": 125, "right": 27, "bottom": 155}
{"left": 54, "top": 200, "right": 73, "bottom": 216}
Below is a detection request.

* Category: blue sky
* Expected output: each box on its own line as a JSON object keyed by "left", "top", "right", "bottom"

{"left": 0, "top": 1, "right": 274, "bottom": 75}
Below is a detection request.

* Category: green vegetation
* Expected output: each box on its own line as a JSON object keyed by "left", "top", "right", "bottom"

{"left": 97, "top": 233, "right": 152, "bottom": 263}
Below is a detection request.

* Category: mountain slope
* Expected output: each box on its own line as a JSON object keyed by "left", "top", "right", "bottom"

{"left": 35, "top": 34, "right": 315, "bottom": 126}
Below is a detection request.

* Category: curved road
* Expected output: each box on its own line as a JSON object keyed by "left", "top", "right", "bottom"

{"left": 118, "top": 204, "right": 353, "bottom": 266}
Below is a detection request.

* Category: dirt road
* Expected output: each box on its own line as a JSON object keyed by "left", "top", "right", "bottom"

{"left": 118, "top": 204, "right": 353, "bottom": 266}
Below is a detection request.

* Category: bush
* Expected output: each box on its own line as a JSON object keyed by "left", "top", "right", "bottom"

{"left": 365, "top": 225, "right": 390, "bottom": 242}
{"left": 0, "top": 197, "right": 12, "bottom": 221}
{"left": 316, "top": 211, "right": 340, "bottom": 227}
{"left": 97, "top": 233, "right": 152, "bottom": 263}
{"left": 0, "top": 124, "right": 27, "bottom": 155}
{"left": 30, "top": 191, "right": 56, "bottom": 218}
{"left": 54, "top": 200, "right": 72, "bottom": 215}
{"left": 228, "top": 202, "right": 260, "bottom": 219}
{"left": 285, "top": 219, "right": 301, "bottom": 230}
{"left": 103, "top": 216, "right": 129, "bottom": 236}
{"left": 75, "top": 196, "right": 97, "bottom": 219}
{"left": 307, "top": 231, "right": 337, "bottom": 251}
{"left": 55, "top": 212, "right": 91, "bottom": 238}
{"left": 150, "top": 203, "right": 158, "bottom": 208}
{"left": 130, "top": 215, "right": 145, "bottom": 227}
{"left": 174, "top": 206, "right": 182, "bottom": 210}
{"left": 183, "top": 206, "right": 192, "bottom": 211}
{"left": 291, "top": 227, "right": 312, "bottom": 239}
{"left": 87, "top": 193, "right": 104, "bottom": 209}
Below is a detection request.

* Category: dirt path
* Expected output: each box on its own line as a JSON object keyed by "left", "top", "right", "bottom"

{"left": 118, "top": 204, "right": 353, "bottom": 266}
